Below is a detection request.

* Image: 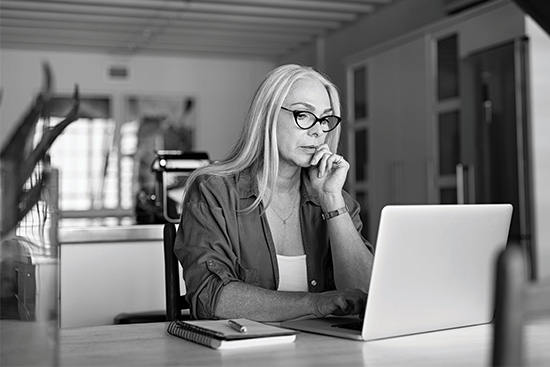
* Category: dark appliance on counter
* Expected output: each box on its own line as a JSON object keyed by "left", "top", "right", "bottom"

{"left": 151, "top": 150, "right": 210, "bottom": 223}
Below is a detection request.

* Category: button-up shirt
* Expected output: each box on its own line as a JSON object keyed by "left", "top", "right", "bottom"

{"left": 175, "top": 167, "right": 373, "bottom": 319}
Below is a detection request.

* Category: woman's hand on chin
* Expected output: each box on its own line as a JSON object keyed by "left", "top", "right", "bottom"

{"left": 308, "top": 144, "right": 349, "bottom": 196}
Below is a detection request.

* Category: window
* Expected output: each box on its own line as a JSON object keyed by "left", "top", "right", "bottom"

{"left": 437, "top": 34, "right": 459, "bottom": 100}
{"left": 35, "top": 96, "right": 125, "bottom": 227}
{"left": 37, "top": 94, "right": 196, "bottom": 227}
{"left": 347, "top": 63, "right": 371, "bottom": 241}
{"left": 353, "top": 66, "right": 368, "bottom": 120}
{"left": 438, "top": 110, "right": 460, "bottom": 175}
{"left": 434, "top": 33, "right": 461, "bottom": 204}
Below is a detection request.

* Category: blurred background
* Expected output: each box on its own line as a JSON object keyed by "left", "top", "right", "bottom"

{"left": 1, "top": 0, "right": 549, "bottom": 328}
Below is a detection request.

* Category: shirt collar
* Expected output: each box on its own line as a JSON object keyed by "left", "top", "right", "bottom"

{"left": 236, "top": 167, "right": 258, "bottom": 199}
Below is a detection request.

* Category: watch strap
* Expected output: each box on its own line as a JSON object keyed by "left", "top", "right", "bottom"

{"left": 321, "top": 205, "right": 349, "bottom": 220}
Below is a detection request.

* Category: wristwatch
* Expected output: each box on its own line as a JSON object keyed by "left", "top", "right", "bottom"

{"left": 321, "top": 205, "right": 349, "bottom": 220}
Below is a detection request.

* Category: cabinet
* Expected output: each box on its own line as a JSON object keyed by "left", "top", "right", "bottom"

{"left": 346, "top": 37, "right": 430, "bottom": 243}
{"left": 59, "top": 225, "right": 166, "bottom": 328}
{"left": 345, "top": 2, "right": 530, "bottom": 248}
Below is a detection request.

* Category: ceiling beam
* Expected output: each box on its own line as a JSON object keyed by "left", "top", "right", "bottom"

{"left": 0, "top": 4, "right": 344, "bottom": 30}
{"left": 2, "top": 0, "right": 360, "bottom": 22}
{"left": 0, "top": 22, "right": 314, "bottom": 43}
{"left": 0, "top": 26, "right": 303, "bottom": 49}
{"left": 0, "top": 10, "right": 323, "bottom": 34}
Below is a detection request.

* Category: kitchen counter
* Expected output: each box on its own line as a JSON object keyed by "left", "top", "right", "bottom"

{"left": 59, "top": 224, "right": 164, "bottom": 244}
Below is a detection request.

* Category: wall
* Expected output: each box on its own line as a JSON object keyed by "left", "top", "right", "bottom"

{"left": 0, "top": 50, "right": 275, "bottom": 161}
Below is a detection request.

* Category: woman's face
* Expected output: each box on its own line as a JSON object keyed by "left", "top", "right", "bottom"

{"left": 277, "top": 77, "right": 334, "bottom": 170}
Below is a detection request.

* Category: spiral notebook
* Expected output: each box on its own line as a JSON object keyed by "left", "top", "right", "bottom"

{"left": 167, "top": 318, "right": 298, "bottom": 350}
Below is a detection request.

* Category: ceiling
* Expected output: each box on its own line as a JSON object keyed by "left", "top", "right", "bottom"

{"left": 0, "top": 0, "right": 396, "bottom": 60}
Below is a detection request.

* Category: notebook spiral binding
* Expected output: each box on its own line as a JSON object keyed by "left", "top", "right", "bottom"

{"left": 167, "top": 320, "right": 225, "bottom": 348}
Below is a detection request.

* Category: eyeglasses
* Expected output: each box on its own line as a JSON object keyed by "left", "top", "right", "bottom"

{"left": 280, "top": 106, "right": 342, "bottom": 132}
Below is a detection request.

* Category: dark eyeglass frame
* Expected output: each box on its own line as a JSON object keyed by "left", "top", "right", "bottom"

{"left": 280, "top": 106, "right": 342, "bottom": 132}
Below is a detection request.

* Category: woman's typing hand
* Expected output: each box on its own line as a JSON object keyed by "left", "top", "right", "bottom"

{"left": 308, "top": 289, "right": 367, "bottom": 318}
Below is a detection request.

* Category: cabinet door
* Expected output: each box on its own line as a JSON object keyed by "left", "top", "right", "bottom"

{"left": 348, "top": 37, "right": 430, "bottom": 243}
{"left": 396, "top": 38, "right": 430, "bottom": 205}
{"left": 370, "top": 49, "right": 400, "bottom": 216}
{"left": 370, "top": 39, "right": 429, "bottom": 241}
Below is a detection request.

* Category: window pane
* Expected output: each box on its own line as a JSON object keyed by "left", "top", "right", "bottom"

{"left": 120, "top": 156, "right": 135, "bottom": 210}
{"left": 437, "top": 34, "right": 459, "bottom": 100}
{"left": 38, "top": 97, "right": 116, "bottom": 213}
{"left": 353, "top": 66, "right": 367, "bottom": 120}
{"left": 355, "top": 129, "right": 368, "bottom": 182}
{"left": 438, "top": 111, "right": 460, "bottom": 175}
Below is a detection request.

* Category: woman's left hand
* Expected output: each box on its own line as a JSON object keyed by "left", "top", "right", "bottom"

{"left": 308, "top": 144, "right": 349, "bottom": 196}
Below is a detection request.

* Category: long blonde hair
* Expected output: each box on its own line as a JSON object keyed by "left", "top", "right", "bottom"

{"left": 182, "top": 64, "right": 342, "bottom": 212}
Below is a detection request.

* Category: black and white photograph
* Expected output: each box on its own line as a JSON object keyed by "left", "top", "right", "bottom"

{"left": 1, "top": 1, "right": 549, "bottom": 366}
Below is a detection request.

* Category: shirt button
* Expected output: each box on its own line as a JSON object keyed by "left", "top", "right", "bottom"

{"left": 311, "top": 280, "right": 317, "bottom": 286}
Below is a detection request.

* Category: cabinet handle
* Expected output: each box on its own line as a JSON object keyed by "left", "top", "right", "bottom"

{"left": 482, "top": 73, "right": 492, "bottom": 125}
{"left": 483, "top": 100, "right": 493, "bottom": 125}
{"left": 456, "top": 164, "right": 475, "bottom": 204}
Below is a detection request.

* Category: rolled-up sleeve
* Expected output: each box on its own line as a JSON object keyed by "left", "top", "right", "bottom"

{"left": 343, "top": 190, "right": 374, "bottom": 254}
{"left": 174, "top": 177, "right": 241, "bottom": 319}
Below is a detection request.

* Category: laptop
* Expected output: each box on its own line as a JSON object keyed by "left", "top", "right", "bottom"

{"left": 281, "top": 204, "right": 513, "bottom": 341}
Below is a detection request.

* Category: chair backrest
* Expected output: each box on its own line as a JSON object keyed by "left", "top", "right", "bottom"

{"left": 492, "top": 245, "right": 550, "bottom": 366}
{"left": 163, "top": 222, "right": 190, "bottom": 321}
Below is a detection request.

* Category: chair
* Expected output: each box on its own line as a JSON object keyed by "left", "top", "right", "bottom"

{"left": 114, "top": 222, "right": 190, "bottom": 324}
{"left": 492, "top": 245, "right": 550, "bottom": 366}
{"left": 163, "top": 222, "right": 190, "bottom": 321}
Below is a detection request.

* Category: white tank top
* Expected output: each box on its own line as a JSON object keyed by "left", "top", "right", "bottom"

{"left": 276, "top": 254, "right": 308, "bottom": 292}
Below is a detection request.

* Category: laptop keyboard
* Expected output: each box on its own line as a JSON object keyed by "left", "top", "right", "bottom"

{"left": 331, "top": 321, "right": 363, "bottom": 331}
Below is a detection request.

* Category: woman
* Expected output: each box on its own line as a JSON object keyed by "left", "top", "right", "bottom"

{"left": 175, "top": 64, "right": 374, "bottom": 321}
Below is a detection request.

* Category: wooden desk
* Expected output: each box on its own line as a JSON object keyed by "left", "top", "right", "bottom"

{"left": 59, "top": 319, "right": 550, "bottom": 366}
